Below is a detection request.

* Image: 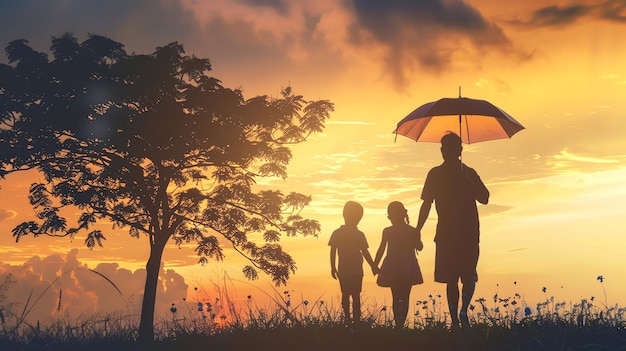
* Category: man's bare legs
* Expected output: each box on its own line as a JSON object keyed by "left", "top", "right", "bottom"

{"left": 446, "top": 283, "right": 460, "bottom": 327}
{"left": 460, "top": 280, "right": 476, "bottom": 327}
{"left": 447, "top": 280, "right": 475, "bottom": 328}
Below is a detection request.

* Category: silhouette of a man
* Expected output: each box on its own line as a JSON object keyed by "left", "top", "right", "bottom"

{"left": 416, "top": 132, "right": 489, "bottom": 328}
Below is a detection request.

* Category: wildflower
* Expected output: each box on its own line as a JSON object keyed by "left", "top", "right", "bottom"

{"left": 303, "top": 300, "right": 309, "bottom": 306}
{"left": 597, "top": 275, "right": 604, "bottom": 283}
{"left": 320, "top": 301, "right": 324, "bottom": 306}
{"left": 524, "top": 306, "right": 532, "bottom": 316}
{"left": 197, "top": 302, "right": 203, "bottom": 312}
{"left": 542, "top": 287, "right": 547, "bottom": 293}
{"left": 286, "top": 300, "right": 291, "bottom": 307}
{"left": 591, "top": 296, "right": 595, "bottom": 301}
{"left": 247, "top": 295, "right": 252, "bottom": 300}
{"left": 194, "top": 287, "right": 198, "bottom": 291}
{"left": 381, "top": 306, "right": 387, "bottom": 312}
{"left": 513, "top": 281, "right": 517, "bottom": 285}
{"left": 170, "top": 303, "right": 177, "bottom": 314}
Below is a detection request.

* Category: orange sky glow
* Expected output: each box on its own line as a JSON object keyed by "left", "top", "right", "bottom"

{"left": 1, "top": 0, "right": 626, "bottom": 322}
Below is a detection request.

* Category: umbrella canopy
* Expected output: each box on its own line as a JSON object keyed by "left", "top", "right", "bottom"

{"left": 395, "top": 96, "right": 524, "bottom": 144}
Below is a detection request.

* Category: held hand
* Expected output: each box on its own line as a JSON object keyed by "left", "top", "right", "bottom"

{"left": 416, "top": 230, "right": 424, "bottom": 251}
{"left": 416, "top": 239, "right": 424, "bottom": 252}
{"left": 371, "top": 266, "right": 379, "bottom": 276}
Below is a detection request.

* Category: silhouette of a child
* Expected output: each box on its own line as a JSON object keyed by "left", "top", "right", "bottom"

{"left": 374, "top": 201, "right": 423, "bottom": 328}
{"left": 329, "top": 201, "right": 377, "bottom": 324}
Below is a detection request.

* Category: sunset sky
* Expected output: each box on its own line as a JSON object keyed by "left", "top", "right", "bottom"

{"left": 1, "top": 0, "right": 626, "bottom": 321}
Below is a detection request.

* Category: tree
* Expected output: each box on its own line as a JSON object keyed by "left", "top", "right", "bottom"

{"left": 0, "top": 33, "right": 333, "bottom": 343}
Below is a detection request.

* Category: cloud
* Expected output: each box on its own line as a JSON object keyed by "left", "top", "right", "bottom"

{"left": 509, "top": 0, "right": 626, "bottom": 28}
{"left": 347, "top": 0, "right": 528, "bottom": 89}
{"left": 326, "top": 120, "right": 376, "bottom": 125}
{"left": 0, "top": 249, "right": 189, "bottom": 324}
{"left": 0, "top": 208, "right": 17, "bottom": 221}
{"left": 548, "top": 148, "right": 622, "bottom": 170}
{"left": 0, "top": 0, "right": 199, "bottom": 55}
{"left": 0, "top": 0, "right": 532, "bottom": 95}
{"left": 236, "top": 0, "right": 291, "bottom": 15}
{"left": 520, "top": 4, "right": 590, "bottom": 27}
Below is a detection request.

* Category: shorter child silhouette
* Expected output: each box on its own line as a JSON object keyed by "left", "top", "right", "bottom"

{"left": 329, "top": 201, "right": 377, "bottom": 324}
{"left": 374, "top": 201, "right": 423, "bottom": 328}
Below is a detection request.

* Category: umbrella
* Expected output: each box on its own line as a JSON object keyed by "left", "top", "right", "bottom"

{"left": 394, "top": 91, "right": 524, "bottom": 144}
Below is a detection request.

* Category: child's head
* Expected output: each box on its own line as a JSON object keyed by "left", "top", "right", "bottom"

{"left": 343, "top": 201, "right": 364, "bottom": 226}
{"left": 387, "top": 201, "right": 409, "bottom": 225}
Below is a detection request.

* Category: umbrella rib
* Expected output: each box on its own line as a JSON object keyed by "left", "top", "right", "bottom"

{"left": 464, "top": 115, "right": 470, "bottom": 144}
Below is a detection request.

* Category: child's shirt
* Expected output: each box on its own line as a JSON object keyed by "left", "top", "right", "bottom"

{"left": 328, "top": 225, "right": 369, "bottom": 277}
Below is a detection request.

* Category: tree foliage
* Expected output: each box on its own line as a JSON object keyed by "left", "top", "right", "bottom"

{"left": 0, "top": 33, "right": 333, "bottom": 341}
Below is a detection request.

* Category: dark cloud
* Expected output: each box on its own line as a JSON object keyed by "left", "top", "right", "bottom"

{"left": 236, "top": 0, "right": 290, "bottom": 15}
{"left": 352, "top": 0, "right": 490, "bottom": 32}
{"left": 600, "top": 0, "right": 626, "bottom": 22}
{"left": 509, "top": 0, "right": 626, "bottom": 28}
{"left": 349, "top": 0, "right": 522, "bottom": 89}
{"left": 509, "top": 4, "right": 591, "bottom": 27}
{"left": 0, "top": 0, "right": 198, "bottom": 58}
{"left": 532, "top": 5, "right": 589, "bottom": 26}
{"left": 0, "top": 0, "right": 316, "bottom": 94}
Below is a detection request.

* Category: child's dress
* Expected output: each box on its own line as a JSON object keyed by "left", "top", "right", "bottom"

{"left": 376, "top": 223, "right": 423, "bottom": 287}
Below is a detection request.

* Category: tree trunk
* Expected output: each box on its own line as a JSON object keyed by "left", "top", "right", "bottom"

{"left": 137, "top": 235, "right": 168, "bottom": 345}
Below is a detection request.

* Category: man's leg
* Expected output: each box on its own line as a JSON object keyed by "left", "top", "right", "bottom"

{"left": 446, "top": 282, "right": 460, "bottom": 327}
{"left": 460, "top": 280, "right": 476, "bottom": 327}
{"left": 459, "top": 244, "right": 479, "bottom": 327}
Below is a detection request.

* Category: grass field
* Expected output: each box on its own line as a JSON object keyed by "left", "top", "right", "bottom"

{"left": 1, "top": 279, "right": 625, "bottom": 351}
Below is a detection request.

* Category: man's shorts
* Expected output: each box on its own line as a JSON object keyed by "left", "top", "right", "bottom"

{"left": 434, "top": 242, "right": 479, "bottom": 284}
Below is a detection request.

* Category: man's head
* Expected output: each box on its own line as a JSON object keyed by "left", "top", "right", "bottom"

{"left": 343, "top": 201, "right": 364, "bottom": 226}
{"left": 440, "top": 132, "right": 462, "bottom": 162}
